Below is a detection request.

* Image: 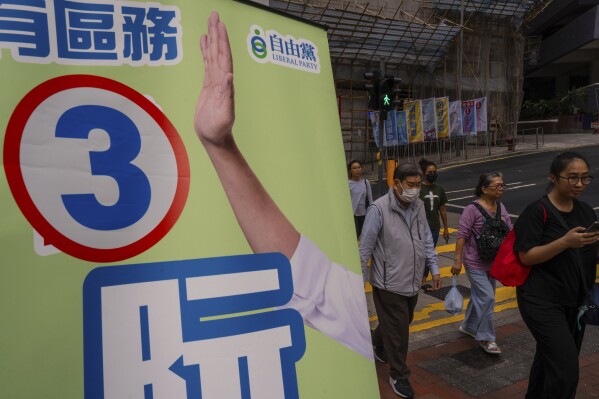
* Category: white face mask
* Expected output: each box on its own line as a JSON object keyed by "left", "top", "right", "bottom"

{"left": 397, "top": 182, "right": 421, "bottom": 203}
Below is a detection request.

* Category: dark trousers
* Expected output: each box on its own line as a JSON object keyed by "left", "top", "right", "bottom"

{"left": 517, "top": 293, "right": 585, "bottom": 399}
{"left": 354, "top": 215, "right": 365, "bottom": 239}
{"left": 372, "top": 287, "right": 418, "bottom": 379}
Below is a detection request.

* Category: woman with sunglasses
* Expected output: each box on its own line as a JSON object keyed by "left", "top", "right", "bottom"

{"left": 513, "top": 152, "right": 599, "bottom": 399}
{"left": 451, "top": 172, "right": 512, "bottom": 355}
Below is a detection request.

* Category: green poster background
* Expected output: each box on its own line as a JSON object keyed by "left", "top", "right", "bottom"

{"left": 0, "top": 0, "right": 379, "bottom": 397}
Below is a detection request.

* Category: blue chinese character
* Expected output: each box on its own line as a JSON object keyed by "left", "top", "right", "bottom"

{"left": 147, "top": 7, "right": 178, "bottom": 61}
{"left": 300, "top": 42, "right": 316, "bottom": 61}
{"left": 285, "top": 38, "right": 300, "bottom": 58}
{"left": 54, "top": 0, "right": 117, "bottom": 60}
{"left": 0, "top": 0, "right": 50, "bottom": 59}
{"left": 122, "top": 6, "right": 148, "bottom": 62}
{"left": 83, "top": 253, "right": 306, "bottom": 399}
{"left": 269, "top": 33, "right": 284, "bottom": 54}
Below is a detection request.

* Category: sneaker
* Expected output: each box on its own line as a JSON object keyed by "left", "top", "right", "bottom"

{"left": 458, "top": 325, "right": 476, "bottom": 339}
{"left": 373, "top": 346, "right": 388, "bottom": 363}
{"left": 389, "top": 377, "right": 414, "bottom": 398}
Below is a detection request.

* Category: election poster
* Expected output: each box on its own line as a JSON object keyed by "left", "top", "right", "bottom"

{"left": 386, "top": 109, "right": 398, "bottom": 146}
{"left": 421, "top": 98, "right": 437, "bottom": 141}
{"left": 461, "top": 100, "right": 477, "bottom": 136}
{"left": 395, "top": 110, "right": 409, "bottom": 145}
{"left": 435, "top": 97, "right": 449, "bottom": 139}
{"left": 404, "top": 100, "right": 423, "bottom": 143}
{"left": 369, "top": 110, "right": 381, "bottom": 147}
{"left": 475, "top": 97, "right": 488, "bottom": 132}
{"left": 449, "top": 100, "right": 463, "bottom": 137}
{"left": 0, "top": 1, "right": 379, "bottom": 398}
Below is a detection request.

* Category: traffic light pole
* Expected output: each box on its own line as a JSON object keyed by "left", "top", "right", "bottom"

{"left": 378, "top": 108, "right": 385, "bottom": 198}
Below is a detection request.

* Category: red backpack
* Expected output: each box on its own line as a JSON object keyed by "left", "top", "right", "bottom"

{"left": 490, "top": 203, "right": 546, "bottom": 287}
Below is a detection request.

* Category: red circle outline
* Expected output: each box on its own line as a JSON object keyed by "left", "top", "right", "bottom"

{"left": 3, "top": 75, "right": 190, "bottom": 263}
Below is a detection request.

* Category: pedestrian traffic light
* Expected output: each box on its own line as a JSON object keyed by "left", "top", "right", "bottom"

{"left": 379, "top": 75, "right": 402, "bottom": 113}
{"left": 364, "top": 71, "right": 380, "bottom": 110}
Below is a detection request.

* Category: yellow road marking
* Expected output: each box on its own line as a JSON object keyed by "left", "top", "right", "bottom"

{"left": 435, "top": 243, "right": 456, "bottom": 253}
{"left": 412, "top": 286, "right": 516, "bottom": 322}
{"left": 409, "top": 300, "right": 519, "bottom": 332}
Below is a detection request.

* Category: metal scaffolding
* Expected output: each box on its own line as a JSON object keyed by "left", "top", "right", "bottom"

{"left": 269, "top": 0, "right": 552, "bottom": 166}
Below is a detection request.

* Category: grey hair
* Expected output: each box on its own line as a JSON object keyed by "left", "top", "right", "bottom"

{"left": 474, "top": 172, "right": 503, "bottom": 197}
{"left": 393, "top": 163, "right": 423, "bottom": 182}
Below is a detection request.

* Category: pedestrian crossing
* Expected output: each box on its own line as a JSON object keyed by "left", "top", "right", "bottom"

{"left": 365, "top": 230, "right": 599, "bottom": 332}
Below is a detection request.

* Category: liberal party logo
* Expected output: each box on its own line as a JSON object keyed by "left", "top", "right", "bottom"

{"left": 247, "top": 25, "right": 320, "bottom": 74}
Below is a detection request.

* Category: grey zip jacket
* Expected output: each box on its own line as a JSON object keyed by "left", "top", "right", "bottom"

{"left": 360, "top": 188, "right": 439, "bottom": 297}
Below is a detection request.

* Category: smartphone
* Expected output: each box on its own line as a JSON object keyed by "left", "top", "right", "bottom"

{"left": 585, "top": 221, "right": 599, "bottom": 233}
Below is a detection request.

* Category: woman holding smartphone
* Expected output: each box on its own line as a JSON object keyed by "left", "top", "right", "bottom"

{"left": 513, "top": 152, "right": 599, "bottom": 399}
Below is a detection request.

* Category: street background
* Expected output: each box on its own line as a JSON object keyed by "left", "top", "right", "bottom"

{"left": 362, "top": 133, "right": 599, "bottom": 398}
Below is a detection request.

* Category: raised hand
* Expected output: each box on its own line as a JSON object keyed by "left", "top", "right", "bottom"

{"left": 194, "top": 12, "right": 235, "bottom": 148}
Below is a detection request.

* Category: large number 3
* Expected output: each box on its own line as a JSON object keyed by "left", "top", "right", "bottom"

{"left": 56, "top": 105, "right": 151, "bottom": 230}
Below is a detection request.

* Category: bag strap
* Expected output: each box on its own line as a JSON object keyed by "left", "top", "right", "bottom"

{"left": 364, "top": 179, "right": 370, "bottom": 208}
{"left": 538, "top": 197, "right": 587, "bottom": 293}
{"left": 471, "top": 201, "right": 492, "bottom": 222}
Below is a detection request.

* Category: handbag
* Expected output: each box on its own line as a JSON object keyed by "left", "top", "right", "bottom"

{"left": 490, "top": 202, "right": 547, "bottom": 286}
{"left": 578, "top": 283, "right": 599, "bottom": 329}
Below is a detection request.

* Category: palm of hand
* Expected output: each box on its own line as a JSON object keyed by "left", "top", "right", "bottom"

{"left": 194, "top": 73, "right": 234, "bottom": 146}
{"left": 194, "top": 12, "right": 235, "bottom": 147}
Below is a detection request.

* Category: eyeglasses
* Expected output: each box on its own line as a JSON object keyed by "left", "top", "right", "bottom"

{"left": 487, "top": 184, "right": 506, "bottom": 190}
{"left": 557, "top": 175, "right": 593, "bottom": 185}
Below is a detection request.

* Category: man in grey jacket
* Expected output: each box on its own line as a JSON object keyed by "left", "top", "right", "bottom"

{"left": 360, "top": 163, "right": 441, "bottom": 399}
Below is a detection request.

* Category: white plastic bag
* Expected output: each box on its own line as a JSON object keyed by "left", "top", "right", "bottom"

{"left": 444, "top": 276, "right": 464, "bottom": 315}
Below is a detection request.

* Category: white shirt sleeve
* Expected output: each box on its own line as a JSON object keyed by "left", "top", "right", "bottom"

{"left": 283, "top": 235, "right": 374, "bottom": 361}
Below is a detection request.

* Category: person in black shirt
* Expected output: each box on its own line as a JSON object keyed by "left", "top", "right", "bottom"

{"left": 514, "top": 151, "right": 599, "bottom": 399}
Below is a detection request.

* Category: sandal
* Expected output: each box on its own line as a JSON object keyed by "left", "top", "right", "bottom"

{"left": 480, "top": 341, "right": 501, "bottom": 355}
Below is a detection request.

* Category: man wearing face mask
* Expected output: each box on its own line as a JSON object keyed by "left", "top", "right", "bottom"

{"left": 360, "top": 163, "right": 441, "bottom": 399}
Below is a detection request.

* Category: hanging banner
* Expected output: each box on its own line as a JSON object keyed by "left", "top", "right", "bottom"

{"left": 435, "top": 97, "right": 449, "bottom": 139}
{"left": 395, "top": 110, "right": 409, "bottom": 145}
{"left": 475, "top": 97, "right": 488, "bottom": 132}
{"left": 369, "top": 110, "right": 381, "bottom": 147}
{"left": 461, "top": 100, "right": 477, "bottom": 136}
{"left": 449, "top": 100, "right": 463, "bottom": 137}
{"left": 386, "top": 110, "right": 398, "bottom": 146}
{"left": 0, "top": 1, "right": 378, "bottom": 398}
{"left": 421, "top": 98, "right": 437, "bottom": 141}
{"left": 404, "top": 100, "right": 423, "bottom": 143}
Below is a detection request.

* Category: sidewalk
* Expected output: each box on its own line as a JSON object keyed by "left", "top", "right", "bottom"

{"left": 362, "top": 132, "right": 599, "bottom": 184}
{"left": 376, "top": 321, "right": 599, "bottom": 399}
{"left": 361, "top": 133, "right": 599, "bottom": 398}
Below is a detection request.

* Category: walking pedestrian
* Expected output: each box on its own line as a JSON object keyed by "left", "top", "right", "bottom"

{"left": 419, "top": 158, "right": 449, "bottom": 290}
{"left": 514, "top": 152, "right": 599, "bottom": 399}
{"left": 360, "top": 163, "right": 441, "bottom": 398}
{"left": 348, "top": 160, "right": 373, "bottom": 239}
{"left": 451, "top": 172, "right": 512, "bottom": 355}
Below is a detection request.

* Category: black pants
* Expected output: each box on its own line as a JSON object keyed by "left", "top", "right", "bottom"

{"left": 354, "top": 215, "right": 365, "bottom": 239}
{"left": 517, "top": 293, "right": 585, "bottom": 399}
{"left": 372, "top": 287, "right": 418, "bottom": 379}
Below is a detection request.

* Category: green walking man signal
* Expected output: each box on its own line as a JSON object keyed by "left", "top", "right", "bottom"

{"left": 383, "top": 94, "right": 391, "bottom": 107}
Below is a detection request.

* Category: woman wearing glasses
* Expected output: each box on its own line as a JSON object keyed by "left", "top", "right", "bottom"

{"left": 451, "top": 172, "right": 512, "bottom": 355}
{"left": 513, "top": 152, "right": 599, "bottom": 399}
